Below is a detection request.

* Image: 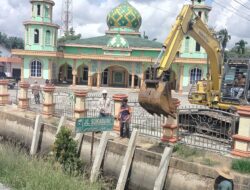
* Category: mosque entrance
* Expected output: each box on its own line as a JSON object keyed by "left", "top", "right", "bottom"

{"left": 101, "top": 65, "right": 129, "bottom": 88}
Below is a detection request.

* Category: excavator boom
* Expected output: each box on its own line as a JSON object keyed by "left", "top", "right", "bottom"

{"left": 139, "top": 4, "right": 222, "bottom": 118}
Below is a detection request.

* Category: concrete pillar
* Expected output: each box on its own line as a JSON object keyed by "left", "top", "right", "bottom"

{"left": 48, "top": 61, "right": 52, "bottom": 80}
{"left": 140, "top": 72, "right": 145, "bottom": 87}
{"left": 161, "top": 117, "right": 178, "bottom": 143}
{"left": 74, "top": 90, "right": 88, "bottom": 119}
{"left": 18, "top": 81, "right": 30, "bottom": 109}
{"left": 0, "top": 80, "right": 9, "bottom": 106}
{"left": 42, "top": 85, "right": 55, "bottom": 117}
{"left": 97, "top": 72, "right": 101, "bottom": 88}
{"left": 161, "top": 98, "right": 180, "bottom": 143}
{"left": 232, "top": 106, "right": 250, "bottom": 157}
{"left": 72, "top": 60, "right": 77, "bottom": 86}
{"left": 72, "top": 74, "right": 76, "bottom": 86}
{"left": 88, "top": 75, "right": 92, "bottom": 87}
{"left": 131, "top": 74, "right": 135, "bottom": 88}
{"left": 112, "top": 94, "right": 128, "bottom": 132}
{"left": 21, "top": 58, "right": 24, "bottom": 82}
{"left": 178, "top": 64, "right": 184, "bottom": 94}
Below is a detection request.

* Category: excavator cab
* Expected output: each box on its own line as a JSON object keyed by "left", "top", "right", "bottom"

{"left": 220, "top": 58, "right": 250, "bottom": 105}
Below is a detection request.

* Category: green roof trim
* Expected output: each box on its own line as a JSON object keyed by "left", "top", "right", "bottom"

{"left": 64, "top": 35, "right": 162, "bottom": 49}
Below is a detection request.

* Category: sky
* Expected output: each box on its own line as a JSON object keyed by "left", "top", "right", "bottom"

{"left": 1, "top": 0, "right": 250, "bottom": 49}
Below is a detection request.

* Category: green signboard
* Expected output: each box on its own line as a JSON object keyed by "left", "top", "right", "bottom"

{"left": 76, "top": 116, "right": 114, "bottom": 133}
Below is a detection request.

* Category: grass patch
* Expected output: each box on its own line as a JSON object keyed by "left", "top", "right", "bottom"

{"left": 0, "top": 143, "right": 105, "bottom": 190}
{"left": 173, "top": 144, "right": 204, "bottom": 159}
{"left": 201, "top": 158, "right": 219, "bottom": 166}
{"left": 232, "top": 159, "right": 250, "bottom": 174}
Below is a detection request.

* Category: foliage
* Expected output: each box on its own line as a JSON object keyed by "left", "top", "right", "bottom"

{"left": 202, "top": 158, "right": 219, "bottom": 166}
{"left": 173, "top": 144, "right": 203, "bottom": 158}
{"left": 0, "top": 32, "right": 24, "bottom": 50}
{"left": 235, "top": 39, "right": 248, "bottom": 54}
{"left": 53, "top": 127, "right": 84, "bottom": 176}
{"left": 0, "top": 142, "right": 103, "bottom": 190}
{"left": 58, "top": 27, "right": 81, "bottom": 43}
{"left": 216, "top": 29, "right": 231, "bottom": 51}
{"left": 232, "top": 159, "right": 250, "bottom": 174}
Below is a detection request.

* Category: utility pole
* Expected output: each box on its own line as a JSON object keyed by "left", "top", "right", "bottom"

{"left": 61, "top": 0, "right": 73, "bottom": 36}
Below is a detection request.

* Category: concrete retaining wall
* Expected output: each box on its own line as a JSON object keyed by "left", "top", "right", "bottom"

{"left": 0, "top": 110, "right": 249, "bottom": 190}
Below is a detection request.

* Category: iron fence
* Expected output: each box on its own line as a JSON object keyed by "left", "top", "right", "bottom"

{"left": 177, "top": 105, "right": 239, "bottom": 153}
{"left": 128, "top": 101, "right": 164, "bottom": 138}
{"left": 27, "top": 89, "right": 44, "bottom": 113}
{"left": 53, "top": 89, "right": 75, "bottom": 118}
{"left": 9, "top": 86, "right": 19, "bottom": 105}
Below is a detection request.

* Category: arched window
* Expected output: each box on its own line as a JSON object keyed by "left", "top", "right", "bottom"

{"left": 190, "top": 67, "right": 202, "bottom": 84}
{"left": 34, "top": 29, "right": 39, "bottom": 44}
{"left": 31, "top": 60, "right": 42, "bottom": 77}
{"left": 185, "top": 36, "right": 190, "bottom": 52}
{"left": 195, "top": 42, "right": 201, "bottom": 52}
{"left": 45, "top": 30, "right": 51, "bottom": 45}
{"left": 198, "top": 11, "right": 202, "bottom": 18}
{"left": 37, "top": 4, "right": 41, "bottom": 16}
{"left": 45, "top": 5, "right": 49, "bottom": 17}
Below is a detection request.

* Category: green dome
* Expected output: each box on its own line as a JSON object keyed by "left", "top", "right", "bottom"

{"left": 107, "top": 34, "right": 129, "bottom": 48}
{"left": 107, "top": 1, "right": 142, "bottom": 31}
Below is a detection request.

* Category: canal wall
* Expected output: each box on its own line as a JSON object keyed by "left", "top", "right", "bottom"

{"left": 0, "top": 110, "right": 249, "bottom": 190}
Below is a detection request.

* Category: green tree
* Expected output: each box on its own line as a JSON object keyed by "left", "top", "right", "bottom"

{"left": 0, "top": 32, "right": 24, "bottom": 49}
{"left": 235, "top": 39, "right": 248, "bottom": 54}
{"left": 216, "top": 29, "right": 231, "bottom": 62}
{"left": 58, "top": 27, "right": 81, "bottom": 43}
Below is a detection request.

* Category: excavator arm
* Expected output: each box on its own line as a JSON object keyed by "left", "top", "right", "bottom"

{"left": 138, "top": 5, "right": 222, "bottom": 118}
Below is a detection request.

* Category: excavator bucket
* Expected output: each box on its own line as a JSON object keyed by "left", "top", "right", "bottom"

{"left": 138, "top": 80, "right": 180, "bottom": 118}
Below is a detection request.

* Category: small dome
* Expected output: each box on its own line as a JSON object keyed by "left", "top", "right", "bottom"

{"left": 107, "top": 34, "right": 129, "bottom": 48}
{"left": 107, "top": 1, "right": 142, "bottom": 31}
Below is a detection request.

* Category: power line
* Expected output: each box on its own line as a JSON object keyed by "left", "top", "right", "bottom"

{"left": 232, "top": 0, "right": 250, "bottom": 10}
{"left": 212, "top": 0, "right": 250, "bottom": 21}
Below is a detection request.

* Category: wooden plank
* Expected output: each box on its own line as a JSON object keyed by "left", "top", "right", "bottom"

{"left": 30, "top": 115, "right": 42, "bottom": 156}
{"left": 90, "top": 131, "right": 109, "bottom": 183}
{"left": 56, "top": 116, "right": 66, "bottom": 135}
{"left": 116, "top": 129, "right": 139, "bottom": 190}
{"left": 153, "top": 146, "right": 173, "bottom": 190}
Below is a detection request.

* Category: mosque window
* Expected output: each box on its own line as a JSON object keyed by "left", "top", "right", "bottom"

{"left": 195, "top": 42, "right": 201, "bottom": 52}
{"left": 185, "top": 36, "right": 190, "bottom": 52}
{"left": 198, "top": 0, "right": 202, "bottom": 3}
{"left": 190, "top": 67, "right": 202, "bottom": 84}
{"left": 31, "top": 60, "right": 42, "bottom": 77}
{"left": 34, "top": 29, "right": 39, "bottom": 44}
{"left": 45, "top": 30, "right": 51, "bottom": 45}
{"left": 37, "top": 4, "right": 41, "bottom": 16}
{"left": 198, "top": 11, "right": 202, "bottom": 18}
{"left": 45, "top": 6, "right": 49, "bottom": 17}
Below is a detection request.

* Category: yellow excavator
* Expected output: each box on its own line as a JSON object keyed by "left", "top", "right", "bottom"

{"left": 139, "top": 4, "right": 250, "bottom": 118}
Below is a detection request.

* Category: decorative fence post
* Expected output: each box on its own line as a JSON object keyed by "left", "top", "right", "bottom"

{"left": 161, "top": 117, "right": 178, "bottom": 143}
{"left": 74, "top": 90, "right": 88, "bottom": 119}
{"left": 42, "top": 85, "right": 55, "bottom": 117}
{"left": 232, "top": 106, "right": 250, "bottom": 157}
{"left": 161, "top": 98, "right": 180, "bottom": 143}
{"left": 112, "top": 94, "right": 128, "bottom": 132}
{"left": 0, "top": 80, "right": 9, "bottom": 106}
{"left": 18, "top": 81, "right": 30, "bottom": 109}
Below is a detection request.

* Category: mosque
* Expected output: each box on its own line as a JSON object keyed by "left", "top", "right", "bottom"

{"left": 12, "top": 0, "right": 211, "bottom": 92}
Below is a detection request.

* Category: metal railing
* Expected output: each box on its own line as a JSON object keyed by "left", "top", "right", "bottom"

{"left": 27, "top": 89, "right": 44, "bottom": 113}
{"left": 177, "top": 105, "right": 239, "bottom": 153}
